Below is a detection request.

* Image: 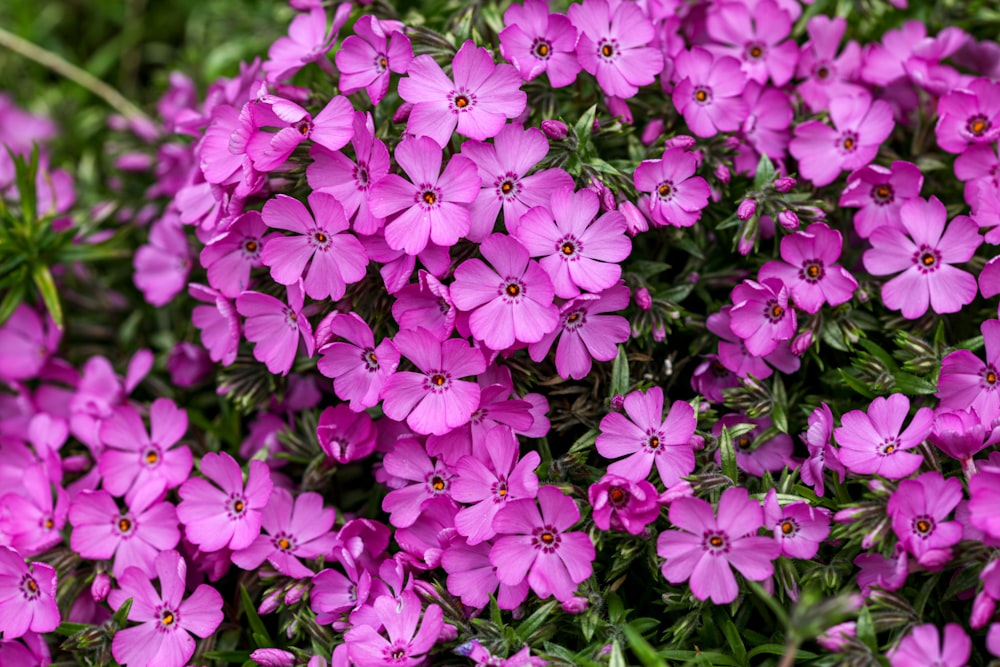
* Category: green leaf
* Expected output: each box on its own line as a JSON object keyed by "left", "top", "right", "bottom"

{"left": 609, "top": 640, "right": 628, "bottom": 667}
{"left": 837, "top": 369, "right": 877, "bottom": 399}
{"left": 31, "top": 263, "right": 63, "bottom": 330}
{"left": 747, "top": 644, "right": 817, "bottom": 660}
{"left": 112, "top": 597, "right": 133, "bottom": 628}
{"left": 753, "top": 153, "right": 776, "bottom": 191}
{"left": 240, "top": 585, "right": 273, "bottom": 648}
{"left": 54, "top": 621, "right": 92, "bottom": 637}
{"left": 573, "top": 105, "right": 598, "bottom": 141}
{"left": 203, "top": 650, "right": 253, "bottom": 661}
{"left": 858, "top": 339, "right": 898, "bottom": 371}
{"left": 718, "top": 425, "right": 739, "bottom": 484}
{"left": 770, "top": 375, "right": 788, "bottom": 433}
{"left": 610, "top": 345, "right": 629, "bottom": 397}
{"left": 622, "top": 623, "right": 667, "bottom": 667}
{"left": 11, "top": 146, "right": 39, "bottom": 227}
{"left": 720, "top": 614, "right": 748, "bottom": 666}
{"left": 568, "top": 427, "right": 599, "bottom": 454}
{"left": 892, "top": 371, "right": 937, "bottom": 395}
{"left": 0, "top": 277, "right": 26, "bottom": 328}
{"left": 515, "top": 600, "right": 559, "bottom": 641}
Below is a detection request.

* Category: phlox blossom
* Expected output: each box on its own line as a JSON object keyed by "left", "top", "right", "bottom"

{"left": 499, "top": 0, "right": 581, "bottom": 88}
{"left": 0, "top": 546, "right": 59, "bottom": 639}
{"left": 236, "top": 281, "right": 315, "bottom": 376}
{"left": 834, "top": 393, "right": 932, "bottom": 479}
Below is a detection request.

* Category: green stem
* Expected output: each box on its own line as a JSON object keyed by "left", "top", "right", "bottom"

{"left": 0, "top": 26, "right": 152, "bottom": 124}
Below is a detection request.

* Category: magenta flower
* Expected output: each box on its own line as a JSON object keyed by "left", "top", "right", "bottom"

{"left": 596, "top": 386, "right": 697, "bottom": 487}
{"left": 0, "top": 304, "right": 60, "bottom": 383}
{"left": 728, "top": 278, "right": 797, "bottom": 357}
{"left": 369, "top": 136, "right": 481, "bottom": 255}
{"left": 657, "top": 487, "right": 779, "bottom": 604}
{"left": 390, "top": 270, "right": 456, "bottom": 341}
{"left": 263, "top": 5, "right": 349, "bottom": 82}
{"left": 839, "top": 161, "right": 924, "bottom": 239}
{"left": 177, "top": 452, "right": 274, "bottom": 552}
{"left": 862, "top": 196, "right": 981, "bottom": 319}
{"left": 316, "top": 404, "right": 376, "bottom": 464}
{"left": 762, "top": 489, "right": 830, "bottom": 560}
{"left": 308, "top": 112, "right": 390, "bottom": 235}
{"left": 929, "top": 408, "right": 1000, "bottom": 463}
{"left": 799, "top": 403, "right": 845, "bottom": 497}
{"left": 834, "top": 393, "right": 932, "bottom": 479}
{"left": 381, "top": 328, "right": 486, "bottom": 436}
{"left": 0, "top": 464, "right": 67, "bottom": 557}
{"left": 515, "top": 187, "right": 631, "bottom": 298}
{"left": 451, "top": 425, "right": 540, "bottom": 545}
{"left": 0, "top": 546, "right": 59, "bottom": 639}
{"left": 317, "top": 312, "right": 399, "bottom": 411}
{"left": 236, "top": 282, "right": 316, "bottom": 376}
{"left": 588, "top": 474, "right": 660, "bottom": 535}
{"left": 336, "top": 16, "right": 413, "bottom": 106}
{"left": 528, "top": 283, "right": 631, "bottom": 380}
{"left": 789, "top": 92, "right": 894, "bottom": 187}
{"left": 795, "top": 15, "right": 864, "bottom": 113}
{"left": 398, "top": 40, "right": 526, "bottom": 147}
{"left": 491, "top": 486, "right": 595, "bottom": 602}
{"left": 260, "top": 192, "right": 367, "bottom": 301}
{"left": 244, "top": 95, "right": 354, "bottom": 172}
{"left": 937, "top": 319, "right": 1000, "bottom": 419}
{"left": 708, "top": 306, "right": 800, "bottom": 379}
{"left": 734, "top": 82, "right": 794, "bottom": 175}
{"left": 199, "top": 210, "right": 268, "bottom": 297}
{"left": 758, "top": 222, "right": 857, "bottom": 313}
{"left": 231, "top": 487, "right": 337, "bottom": 578}
{"left": 344, "top": 591, "right": 443, "bottom": 667}
{"left": 134, "top": 215, "right": 191, "bottom": 307}
{"left": 672, "top": 48, "right": 748, "bottom": 138}
{"left": 887, "top": 472, "right": 962, "bottom": 569}
{"left": 633, "top": 146, "right": 712, "bottom": 228}
{"left": 442, "top": 538, "right": 529, "bottom": 610}
{"left": 460, "top": 123, "right": 574, "bottom": 240}
{"left": 69, "top": 489, "right": 180, "bottom": 578}
{"left": 98, "top": 398, "right": 193, "bottom": 508}
{"left": 381, "top": 438, "right": 455, "bottom": 528}
{"left": 705, "top": 0, "right": 799, "bottom": 86}
{"left": 889, "top": 624, "right": 971, "bottom": 667}
{"left": 568, "top": 0, "right": 663, "bottom": 98}
{"left": 189, "top": 284, "right": 240, "bottom": 367}
{"left": 713, "top": 414, "right": 795, "bottom": 477}
{"left": 967, "top": 467, "right": 1000, "bottom": 541}
{"left": 935, "top": 78, "right": 1000, "bottom": 154}
{"left": 450, "top": 233, "right": 559, "bottom": 350}
{"left": 691, "top": 355, "right": 740, "bottom": 403}
{"left": 499, "top": 0, "right": 581, "bottom": 88}
{"left": 109, "top": 550, "right": 223, "bottom": 667}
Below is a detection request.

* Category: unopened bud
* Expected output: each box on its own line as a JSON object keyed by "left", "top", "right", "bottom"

{"left": 777, "top": 210, "right": 799, "bottom": 230}
{"left": 438, "top": 622, "right": 459, "bottom": 641}
{"left": 737, "top": 198, "right": 757, "bottom": 221}
{"left": 392, "top": 102, "right": 413, "bottom": 124}
{"left": 774, "top": 176, "right": 796, "bottom": 192}
{"left": 641, "top": 119, "right": 664, "bottom": 145}
{"left": 562, "top": 596, "right": 589, "bottom": 614}
{"left": 91, "top": 573, "right": 111, "bottom": 602}
{"left": 258, "top": 590, "right": 282, "bottom": 616}
{"left": 652, "top": 322, "right": 666, "bottom": 341}
{"left": 635, "top": 287, "right": 653, "bottom": 311}
{"left": 251, "top": 648, "right": 296, "bottom": 667}
{"left": 605, "top": 96, "right": 632, "bottom": 124}
{"left": 665, "top": 135, "right": 696, "bottom": 150}
{"left": 971, "top": 591, "right": 996, "bottom": 629}
{"left": 610, "top": 394, "right": 625, "bottom": 411}
{"left": 541, "top": 119, "right": 568, "bottom": 140}
{"left": 791, "top": 331, "right": 813, "bottom": 356}
{"left": 715, "top": 163, "right": 731, "bottom": 183}
{"left": 284, "top": 583, "right": 306, "bottom": 606}
{"left": 619, "top": 200, "right": 649, "bottom": 236}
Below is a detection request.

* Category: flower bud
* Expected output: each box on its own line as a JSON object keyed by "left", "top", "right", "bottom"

{"left": 971, "top": 591, "right": 996, "bottom": 630}
{"left": 816, "top": 622, "right": 856, "bottom": 652}
{"left": 665, "top": 135, "right": 696, "bottom": 150}
{"left": 284, "top": 583, "right": 306, "bottom": 606}
{"left": 167, "top": 342, "right": 212, "bottom": 388}
{"left": 660, "top": 480, "right": 694, "bottom": 504}
{"left": 438, "top": 622, "right": 459, "bottom": 641}
{"left": 791, "top": 331, "right": 813, "bottom": 356}
{"left": 619, "top": 200, "right": 649, "bottom": 236}
{"left": 641, "top": 119, "right": 664, "bottom": 145}
{"left": 635, "top": 287, "right": 653, "bottom": 311}
{"left": 392, "top": 102, "right": 413, "bottom": 124}
{"left": 258, "top": 590, "right": 282, "bottom": 616}
{"left": 714, "top": 162, "right": 731, "bottom": 183}
{"left": 308, "top": 656, "right": 329, "bottom": 667}
{"left": 251, "top": 648, "right": 296, "bottom": 667}
{"left": 609, "top": 394, "right": 625, "bottom": 411}
{"left": 562, "top": 596, "right": 589, "bottom": 614}
{"left": 773, "top": 176, "right": 796, "bottom": 192}
{"left": 91, "top": 573, "right": 111, "bottom": 602}
{"left": 737, "top": 198, "right": 757, "bottom": 221}
{"left": 652, "top": 322, "right": 666, "bottom": 341}
{"left": 541, "top": 119, "right": 568, "bottom": 140}
{"left": 605, "top": 96, "right": 632, "bottom": 124}
{"left": 777, "top": 209, "right": 799, "bottom": 230}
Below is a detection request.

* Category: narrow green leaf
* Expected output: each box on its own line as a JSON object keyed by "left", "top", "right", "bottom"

{"left": 609, "top": 640, "right": 627, "bottom": 667}
{"left": 622, "top": 623, "right": 667, "bottom": 667}
{"left": 240, "top": 585, "right": 273, "bottom": 647}
{"left": 719, "top": 426, "right": 739, "bottom": 484}
{"left": 573, "top": 105, "right": 598, "bottom": 140}
{"left": 568, "top": 428, "right": 599, "bottom": 454}
{"left": 203, "top": 650, "right": 253, "bottom": 661}
{"left": 515, "top": 600, "right": 558, "bottom": 641}
{"left": 857, "top": 339, "right": 898, "bottom": 371}
{"left": 31, "top": 264, "right": 63, "bottom": 330}
{"left": 720, "top": 614, "right": 748, "bottom": 666}
{"left": 0, "top": 278, "right": 26, "bottom": 328}
{"left": 610, "top": 345, "right": 629, "bottom": 397}
{"left": 753, "top": 153, "right": 776, "bottom": 191}
{"left": 837, "top": 369, "right": 877, "bottom": 399}
{"left": 112, "top": 597, "right": 133, "bottom": 628}
{"left": 54, "top": 621, "right": 92, "bottom": 637}
{"left": 770, "top": 375, "right": 788, "bottom": 433}
{"left": 747, "top": 644, "right": 817, "bottom": 660}
{"left": 746, "top": 580, "right": 790, "bottom": 629}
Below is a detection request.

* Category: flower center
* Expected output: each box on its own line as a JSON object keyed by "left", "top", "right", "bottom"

{"left": 913, "top": 245, "right": 941, "bottom": 273}
{"left": 840, "top": 131, "right": 858, "bottom": 152}
{"left": 427, "top": 372, "right": 450, "bottom": 392}
{"left": 694, "top": 87, "right": 712, "bottom": 104}
{"left": 161, "top": 608, "right": 176, "bottom": 627}
{"left": 879, "top": 438, "right": 898, "bottom": 456}
{"left": 44, "top": 517, "right": 54, "bottom": 529}
{"left": 598, "top": 39, "right": 619, "bottom": 60}
{"left": 657, "top": 181, "right": 673, "bottom": 199}
{"left": 913, "top": 516, "right": 934, "bottom": 536}
{"left": 274, "top": 533, "right": 295, "bottom": 551}
{"left": 354, "top": 163, "right": 370, "bottom": 188}
{"left": 228, "top": 494, "right": 248, "bottom": 519}
{"left": 362, "top": 347, "right": 380, "bottom": 372}
{"left": 968, "top": 115, "right": 990, "bottom": 137}
{"left": 143, "top": 446, "right": 161, "bottom": 467}
{"left": 871, "top": 184, "right": 894, "bottom": 204}
{"left": 703, "top": 530, "right": 730, "bottom": 554}
{"left": 737, "top": 436, "right": 752, "bottom": 449}
{"left": 780, "top": 518, "right": 798, "bottom": 536}
{"left": 608, "top": 486, "right": 629, "bottom": 507}
{"left": 119, "top": 517, "right": 132, "bottom": 533}
{"left": 533, "top": 39, "right": 551, "bottom": 59}
{"left": 295, "top": 119, "right": 311, "bottom": 137}
{"left": 564, "top": 309, "right": 586, "bottom": 331}
{"left": 449, "top": 89, "right": 476, "bottom": 112}
{"left": 431, "top": 475, "right": 447, "bottom": 492}
{"left": 418, "top": 186, "right": 440, "bottom": 208}
{"left": 21, "top": 574, "right": 39, "bottom": 600}
{"left": 984, "top": 366, "right": 998, "bottom": 388}
{"left": 801, "top": 260, "right": 825, "bottom": 283}
{"left": 816, "top": 64, "right": 831, "bottom": 80}
{"left": 745, "top": 43, "right": 764, "bottom": 60}
{"left": 374, "top": 53, "right": 388, "bottom": 72}
{"left": 533, "top": 525, "right": 561, "bottom": 552}
{"left": 244, "top": 239, "right": 258, "bottom": 253}
{"left": 312, "top": 230, "right": 329, "bottom": 249}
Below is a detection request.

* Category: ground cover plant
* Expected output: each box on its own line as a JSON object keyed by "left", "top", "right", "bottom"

{"left": 3, "top": 0, "right": 1000, "bottom": 665}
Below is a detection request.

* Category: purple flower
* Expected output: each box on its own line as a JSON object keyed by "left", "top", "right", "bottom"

{"left": 672, "top": 48, "right": 748, "bottom": 138}
{"left": 0, "top": 304, "right": 60, "bottom": 383}
{"left": 381, "top": 438, "right": 455, "bottom": 528}
{"left": 839, "top": 161, "right": 924, "bottom": 239}
{"left": 887, "top": 472, "right": 962, "bottom": 568}
{"left": 461, "top": 123, "right": 574, "bottom": 240}
{"left": 0, "top": 464, "right": 67, "bottom": 556}
{"left": 391, "top": 271, "right": 457, "bottom": 341}
{"left": 834, "top": 393, "right": 932, "bottom": 479}
{"left": 316, "top": 404, "right": 376, "bottom": 464}
{"left": 588, "top": 474, "right": 659, "bottom": 535}
{"left": 528, "top": 283, "right": 631, "bottom": 380}
{"left": 762, "top": 489, "right": 830, "bottom": 560}
{"left": 398, "top": 40, "right": 526, "bottom": 147}
{"left": 758, "top": 222, "right": 857, "bottom": 314}
{"left": 109, "top": 550, "right": 223, "bottom": 667}
{"left": 733, "top": 82, "right": 794, "bottom": 175}
{"left": 707, "top": 306, "right": 801, "bottom": 379}
{"left": 799, "top": 403, "right": 845, "bottom": 497}
{"left": 344, "top": 591, "right": 443, "bottom": 667}
{"left": 381, "top": 328, "right": 486, "bottom": 436}
{"left": 98, "top": 398, "right": 193, "bottom": 508}
{"left": 705, "top": 0, "right": 799, "bottom": 86}
{"left": 244, "top": 95, "right": 354, "bottom": 172}
{"left": 515, "top": 187, "right": 631, "bottom": 298}
{"left": 177, "top": 452, "right": 274, "bottom": 552}
{"left": 231, "top": 487, "right": 337, "bottom": 578}
{"left": 929, "top": 408, "right": 1000, "bottom": 463}
{"left": 499, "top": 0, "right": 581, "bottom": 88}
{"left": 634, "top": 147, "right": 711, "bottom": 228}
{"left": 595, "top": 386, "right": 697, "bottom": 487}
{"left": 189, "top": 284, "right": 240, "bottom": 367}
{"left": 691, "top": 355, "right": 740, "bottom": 403}
{"left": 442, "top": 538, "right": 529, "bottom": 610}
{"left": 728, "top": 278, "right": 796, "bottom": 357}
{"left": 450, "top": 233, "right": 559, "bottom": 350}
{"left": 263, "top": 5, "right": 350, "bottom": 82}
{"left": 317, "top": 312, "right": 399, "bottom": 411}
{"left": 862, "top": 196, "right": 981, "bottom": 319}
{"left": 713, "top": 414, "right": 795, "bottom": 477}
{"left": 936, "top": 319, "right": 1000, "bottom": 419}
{"left": 795, "top": 16, "right": 864, "bottom": 113}
{"left": 935, "top": 78, "right": 1000, "bottom": 154}
{"left": 568, "top": 0, "right": 663, "bottom": 98}
{"left": 236, "top": 282, "right": 316, "bottom": 376}
{"left": 134, "top": 215, "right": 191, "bottom": 307}
{"left": 657, "top": 487, "right": 779, "bottom": 604}
{"left": 69, "top": 490, "right": 180, "bottom": 579}
{"left": 261, "top": 192, "right": 368, "bottom": 301}
{"left": 491, "top": 486, "right": 595, "bottom": 602}
{"left": 0, "top": 546, "right": 60, "bottom": 639}
{"left": 968, "top": 467, "right": 1000, "bottom": 541}
{"left": 789, "top": 92, "right": 894, "bottom": 187}
{"left": 452, "top": 425, "right": 540, "bottom": 545}
{"left": 336, "top": 16, "right": 413, "bottom": 106}
{"left": 369, "top": 136, "right": 481, "bottom": 255}
{"left": 888, "top": 624, "right": 971, "bottom": 667}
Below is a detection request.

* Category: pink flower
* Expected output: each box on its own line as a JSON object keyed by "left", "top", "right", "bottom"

{"left": 634, "top": 147, "right": 711, "bottom": 228}
{"left": 236, "top": 282, "right": 316, "bottom": 376}
{"left": 0, "top": 304, "right": 60, "bottom": 383}
{"left": 98, "top": 398, "right": 193, "bottom": 508}
{"left": 657, "top": 487, "right": 779, "bottom": 604}
{"left": 672, "top": 48, "right": 748, "bottom": 138}
{"left": 758, "top": 222, "right": 858, "bottom": 314}
{"left": 451, "top": 233, "right": 559, "bottom": 350}
{"left": 189, "top": 284, "right": 240, "bottom": 367}
{"left": 381, "top": 438, "right": 455, "bottom": 528}
{"left": 937, "top": 319, "right": 1000, "bottom": 419}
{"left": 369, "top": 136, "right": 481, "bottom": 255}
{"left": 0, "top": 546, "right": 59, "bottom": 639}
{"left": 968, "top": 467, "right": 1000, "bottom": 541}
{"left": 317, "top": 312, "right": 399, "bottom": 411}
{"left": 390, "top": 271, "right": 457, "bottom": 341}
{"left": 336, "top": 16, "right": 413, "bottom": 106}
{"left": 316, "top": 404, "right": 376, "bottom": 464}
{"left": 795, "top": 16, "right": 864, "bottom": 113}
{"left": 728, "top": 278, "right": 797, "bottom": 357}
{"left": 515, "top": 187, "right": 631, "bottom": 298}
{"left": 177, "top": 452, "right": 274, "bottom": 552}
{"left": 839, "top": 161, "right": 924, "bottom": 239}
{"left": 134, "top": 214, "right": 191, "bottom": 307}
{"left": 799, "top": 403, "right": 845, "bottom": 497}
{"left": 888, "top": 624, "right": 971, "bottom": 667}
{"left": 109, "top": 550, "right": 223, "bottom": 667}
{"left": 244, "top": 95, "right": 354, "bottom": 172}
{"left": 935, "top": 78, "right": 1000, "bottom": 154}
{"left": 887, "top": 472, "right": 963, "bottom": 568}
{"left": 834, "top": 393, "right": 932, "bottom": 479}
{"left": 588, "top": 474, "right": 659, "bottom": 535}
{"left": 200, "top": 210, "right": 266, "bottom": 296}
{"left": 499, "top": 0, "right": 581, "bottom": 88}
{"left": 713, "top": 414, "right": 795, "bottom": 477}
{"left": 442, "top": 539, "right": 529, "bottom": 610}
{"left": 762, "top": 489, "right": 830, "bottom": 560}
{"left": 862, "top": 196, "right": 981, "bottom": 319}
{"left": 705, "top": 0, "right": 799, "bottom": 86}
{"left": 568, "top": 0, "right": 663, "bottom": 98}
{"left": 398, "top": 40, "right": 526, "bottom": 147}
{"left": 596, "top": 386, "right": 697, "bottom": 487}
{"left": 380, "top": 328, "right": 486, "bottom": 436}
{"left": 263, "top": 5, "right": 350, "bottom": 82}
{"left": 0, "top": 464, "right": 67, "bottom": 556}
{"left": 491, "top": 486, "right": 596, "bottom": 602}
{"left": 344, "top": 591, "right": 443, "bottom": 667}
{"left": 261, "top": 192, "right": 367, "bottom": 301}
